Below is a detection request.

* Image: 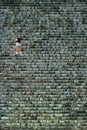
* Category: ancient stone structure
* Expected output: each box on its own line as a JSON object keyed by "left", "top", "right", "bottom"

{"left": 0, "top": 1, "right": 87, "bottom": 130}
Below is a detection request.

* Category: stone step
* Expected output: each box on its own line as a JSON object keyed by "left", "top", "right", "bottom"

{"left": 1, "top": 1, "right": 87, "bottom": 130}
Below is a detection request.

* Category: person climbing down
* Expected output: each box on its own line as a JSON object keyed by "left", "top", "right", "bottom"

{"left": 15, "top": 35, "right": 23, "bottom": 55}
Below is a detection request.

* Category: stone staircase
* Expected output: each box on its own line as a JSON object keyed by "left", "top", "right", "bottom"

{"left": 0, "top": 1, "right": 87, "bottom": 130}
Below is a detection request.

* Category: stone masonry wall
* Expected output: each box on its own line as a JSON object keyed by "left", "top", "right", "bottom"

{"left": 0, "top": 1, "right": 87, "bottom": 130}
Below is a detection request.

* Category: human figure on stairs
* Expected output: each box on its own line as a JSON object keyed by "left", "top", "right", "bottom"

{"left": 15, "top": 35, "right": 23, "bottom": 55}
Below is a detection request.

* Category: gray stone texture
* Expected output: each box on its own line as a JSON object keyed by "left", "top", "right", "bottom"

{"left": 0, "top": 0, "right": 87, "bottom": 130}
